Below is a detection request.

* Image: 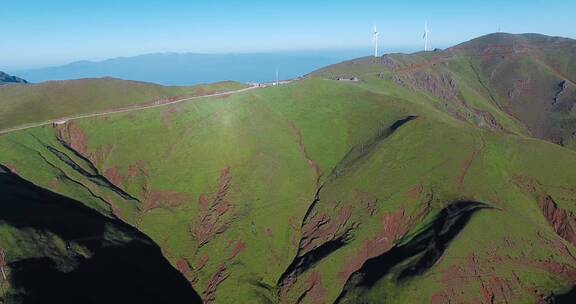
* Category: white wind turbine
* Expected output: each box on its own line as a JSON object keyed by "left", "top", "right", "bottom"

{"left": 423, "top": 21, "right": 430, "bottom": 51}
{"left": 373, "top": 24, "right": 380, "bottom": 57}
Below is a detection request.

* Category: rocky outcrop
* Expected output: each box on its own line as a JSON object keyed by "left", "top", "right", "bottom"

{"left": 539, "top": 195, "right": 576, "bottom": 246}
{"left": 405, "top": 72, "right": 461, "bottom": 103}
{"left": 553, "top": 80, "right": 568, "bottom": 105}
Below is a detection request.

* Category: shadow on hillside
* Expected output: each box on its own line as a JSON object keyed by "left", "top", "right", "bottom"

{"left": 0, "top": 165, "right": 201, "bottom": 304}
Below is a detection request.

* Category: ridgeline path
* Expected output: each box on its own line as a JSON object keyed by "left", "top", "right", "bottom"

{"left": 0, "top": 83, "right": 277, "bottom": 136}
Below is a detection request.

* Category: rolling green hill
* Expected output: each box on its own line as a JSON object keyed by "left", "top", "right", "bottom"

{"left": 0, "top": 78, "right": 247, "bottom": 130}
{"left": 1, "top": 33, "right": 576, "bottom": 304}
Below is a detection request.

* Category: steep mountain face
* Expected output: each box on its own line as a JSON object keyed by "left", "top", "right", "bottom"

{"left": 0, "top": 71, "right": 27, "bottom": 85}
{"left": 451, "top": 33, "right": 576, "bottom": 148}
{"left": 315, "top": 33, "right": 576, "bottom": 150}
{"left": 1, "top": 34, "right": 576, "bottom": 304}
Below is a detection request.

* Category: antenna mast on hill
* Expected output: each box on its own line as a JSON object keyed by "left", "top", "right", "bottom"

{"left": 275, "top": 68, "right": 279, "bottom": 85}
{"left": 373, "top": 24, "right": 380, "bottom": 57}
{"left": 423, "top": 21, "right": 430, "bottom": 51}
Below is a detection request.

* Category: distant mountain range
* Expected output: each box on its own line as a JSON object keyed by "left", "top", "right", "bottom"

{"left": 0, "top": 71, "right": 27, "bottom": 85}
{"left": 11, "top": 51, "right": 375, "bottom": 86}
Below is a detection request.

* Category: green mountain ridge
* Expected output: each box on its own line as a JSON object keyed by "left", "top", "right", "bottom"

{"left": 1, "top": 33, "right": 576, "bottom": 303}
{"left": 0, "top": 78, "right": 247, "bottom": 130}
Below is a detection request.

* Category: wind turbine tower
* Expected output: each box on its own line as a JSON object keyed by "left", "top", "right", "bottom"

{"left": 373, "top": 25, "right": 380, "bottom": 57}
{"left": 423, "top": 21, "right": 430, "bottom": 51}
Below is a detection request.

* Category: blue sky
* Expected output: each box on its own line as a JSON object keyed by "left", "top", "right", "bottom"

{"left": 1, "top": 0, "right": 575, "bottom": 69}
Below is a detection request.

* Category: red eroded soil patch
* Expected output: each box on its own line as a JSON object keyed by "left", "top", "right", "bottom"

{"left": 195, "top": 255, "right": 209, "bottom": 271}
{"left": 47, "top": 178, "right": 60, "bottom": 191}
{"left": 476, "top": 109, "right": 505, "bottom": 131}
{"left": 433, "top": 253, "right": 525, "bottom": 304}
{"left": 198, "top": 194, "right": 210, "bottom": 209}
{"left": 203, "top": 264, "right": 230, "bottom": 304}
{"left": 57, "top": 122, "right": 89, "bottom": 156}
{"left": 128, "top": 163, "right": 139, "bottom": 180}
{"left": 229, "top": 240, "right": 246, "bottom": 260}
{"left": 300, "top": 204, "right": 354, "bottom": 254}
{"left": 405, "top": 183, "right": 424, "bottom": 200}
{"left": 5, "top": 165, "right": 18, "bottom": 175}
{"left": 433, "top": 232, "right": 576, "bottom": 304}
{"left": 160, "top": 236, "right": 173, "bottom": 258}
{"left": 539, "top": 195, "right": 576, "bottom": 246}
{"left": 288, "top": 121, "right": 321, "bottom": 179}
{"left": 176, "top": 259, "right": 192, "bottom": 276}
{"left": 457, "top": 138, "right": 485, "bottom": 188}
{"left": 398, "top": 55, "right": 452, "bottom": 74}
{"left": 101, "top": 194, "right": 124, "bottom": 219}
{"left": 352, "top": 190, "right": 379, "bottom": 216}
{"left": 127, "top": 160, "right": 149, "bottom": 182}
{"left": 338, "top": 207, "right": 413, "bottom": 284}
{"left": 513, "top": 175, "right": 576, "bottom": 247}
{"left": 307, "top": 271, "right": 327, "bottom": 304}
{"left": 143, "top": 189, "right": 190, "bottom": 212}
{"left": 104, "top": 167, "right": 123, "bottom": 187}
{"left": 192, "top": 167, "right": 236, "bottom": 248}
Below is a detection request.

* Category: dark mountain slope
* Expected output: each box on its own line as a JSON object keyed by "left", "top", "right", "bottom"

{"left": 0, "top": 71, "right": 27, "bottom": 85}
{"left": 451, "top": 33, "right": 576, "bottom": 147}
{"left": 0, "top": 164, "right": 202, "bottom": 303}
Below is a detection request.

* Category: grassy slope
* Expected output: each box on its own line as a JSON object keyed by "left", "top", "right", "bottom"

{"left": 0, "top": 34, "right": 576, "bottom": 303}
{"left": 0, "top": 78, "right": 247, "bottom": 129}
{"left": 315, "top": 33, "right": 576, "bottom": 150}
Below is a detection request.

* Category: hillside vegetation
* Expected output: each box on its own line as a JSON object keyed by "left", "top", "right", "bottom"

{"left": 0, "top": 33, "right": 576, "bottom": 304}
{"left": 0, "top": 78, "right": 247, "bottom": 129}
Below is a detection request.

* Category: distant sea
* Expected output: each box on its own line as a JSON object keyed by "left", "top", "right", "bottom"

{"left": 9, "top": 48, "right": 416, "bottom": 86}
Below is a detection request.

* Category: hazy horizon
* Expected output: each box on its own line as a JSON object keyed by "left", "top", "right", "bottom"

{"left": 2, "top": 0, "right": 575, "bottom": 69}
{"left": 2, "top": 47, "right": 421, "bottom": 71}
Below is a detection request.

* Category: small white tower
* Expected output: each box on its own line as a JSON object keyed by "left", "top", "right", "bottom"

{"left": 373, "top": 25, "right": 380, "bottom": 57}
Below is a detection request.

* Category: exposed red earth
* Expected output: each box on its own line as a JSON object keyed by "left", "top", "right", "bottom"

{"left": 289, "top": 121, "right": 321, "bottom": 181}
{"left": 306, "top": 271, "right": 328, "bottom": 304}
{"left": 192, "top": 166, "right": 235, "bottom": 248}
{"left": 203, "top": 265, "right": 231, "bottom": 304}
{"left": 143, "top": 189, "right": 189, "bottom": 212}
{"left": 338, "top": 207, "right": 412, "bottom": 284}
{"left": 457, "top": 138, "right": 486, "bottom": 188}
{"left": 540, "top": 196, "right": 576, "bottom": 246}
{"left": 57, "top": 122, "right": 89, "bottom": 156}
